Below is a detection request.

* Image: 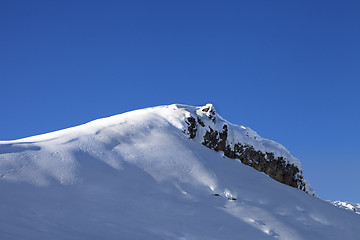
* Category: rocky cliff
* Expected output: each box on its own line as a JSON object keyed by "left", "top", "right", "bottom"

{"left": 180, "top": 104, "right": 312, "bottom": 194}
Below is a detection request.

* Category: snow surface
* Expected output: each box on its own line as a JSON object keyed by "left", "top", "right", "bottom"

{"left": 0, "top": 104, "right": 359, "bottom": 240}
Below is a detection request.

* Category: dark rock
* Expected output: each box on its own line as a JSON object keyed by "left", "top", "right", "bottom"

{"left": 186, "top": 117, "right": 197, "bottom": 139}
{"left": 197, "top": 117, "right": 205, "bottom": 127}
{"left": 185, "top": 116, "right": 309, "bottom": 193}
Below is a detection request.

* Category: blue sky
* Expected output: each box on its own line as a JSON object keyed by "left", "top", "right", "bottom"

{"left": 1, "top": 1, "right": 359, "bottom": 202}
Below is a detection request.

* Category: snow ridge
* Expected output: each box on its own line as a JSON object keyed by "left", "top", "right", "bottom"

{"left": 1, "top": 103, "right": 314, "bottom": 193}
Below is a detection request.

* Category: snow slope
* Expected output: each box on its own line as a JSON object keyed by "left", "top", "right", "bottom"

{"left": 0, "top": 104, "right": 359, "bottom": 240}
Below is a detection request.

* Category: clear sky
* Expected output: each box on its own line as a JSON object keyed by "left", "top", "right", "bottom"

{"left": 1, "top": 1, "right": 359, "bottom": 202}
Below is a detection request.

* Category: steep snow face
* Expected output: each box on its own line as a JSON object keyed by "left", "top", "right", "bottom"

{"left": 0, "top": 104, "right": 359, "bottom": 240}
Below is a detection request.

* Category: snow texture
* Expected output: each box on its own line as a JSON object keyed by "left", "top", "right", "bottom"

{"left": 0, "top": 104, "right": 359, "bottom": 240}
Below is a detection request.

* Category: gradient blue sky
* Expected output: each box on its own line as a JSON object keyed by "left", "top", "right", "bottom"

{"left": 1, "top": 1, "right": 359, "bottom": 202}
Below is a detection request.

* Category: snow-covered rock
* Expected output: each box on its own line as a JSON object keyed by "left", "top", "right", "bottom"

{"left": 0, "top": 104, "right": 359, "bottom": 240}
{"left": 331, "top": 201, "right": 360, "bottom": 214}
{"left": 162, "top": 104, "right": 313, "bottom": 194}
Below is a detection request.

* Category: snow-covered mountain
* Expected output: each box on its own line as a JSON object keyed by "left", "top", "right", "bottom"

{"left": 0, "top": 104, "right": 359, "bottom": 240}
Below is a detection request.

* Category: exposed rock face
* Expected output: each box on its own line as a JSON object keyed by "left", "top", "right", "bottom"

{"left": 184, "top": 105, "right": 310, "bottom": 193}
{"left": 186, "top": 116, "right": 197, "bottom": 139}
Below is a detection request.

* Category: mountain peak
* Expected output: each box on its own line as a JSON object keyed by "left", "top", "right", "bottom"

{"left": 1, "top": 103, "right": 312, "bottom": 193}
{"left": 1, "top": 104, "right": 359, "bottom": 240}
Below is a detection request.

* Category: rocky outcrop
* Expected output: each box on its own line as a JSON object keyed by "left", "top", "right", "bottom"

{"left": 184, "top": 106, "right": 310, "bottom": 194}
{"left": 331, "top": 201, "right": 360, "bottom": 214}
